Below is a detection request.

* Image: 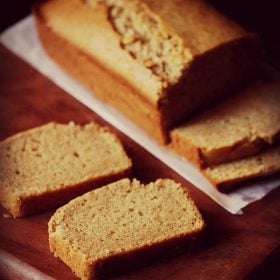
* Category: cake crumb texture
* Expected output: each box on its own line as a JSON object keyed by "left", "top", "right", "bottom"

{"left": 205, "top": 146, "right": 280, "bottom": 191}
{"left": 171, "top": 83, "right": 280, "bottom": 166}
{"left": 48, "top": 178, "right": 204, "bottom": 279}
{"left": 0, "top": 122, "right": 132, "bottom": 217}
{"left": 87, "top": 0, "right": 193, "bottom": 88}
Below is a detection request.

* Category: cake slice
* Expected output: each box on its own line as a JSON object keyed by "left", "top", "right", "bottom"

{"left": 33, "top": 0, "right": 259, "bottom": 143}
{"left": 171, "top": 83, "right": 280, "bottom": 167}
{"left": 0, "top": 122, "right": 132, "bottom": 217}
{"left": 204, "top": 146, "right": 280, "bottom": 191}
{"left": 48, "top": 178, "right": 205, "bottom": 280}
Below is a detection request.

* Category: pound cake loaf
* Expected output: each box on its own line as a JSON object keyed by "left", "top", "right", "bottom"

{"left": 33, "top": 0, "right": 260, "bottom": 143}
{"left": 171, "top": 82, "right": 280, "bottom": 167}
{"left": 0, "top": 122, "right": 132, "bottom": 217}
{"left": 205, "top": 146, "right": 280, "bottom": 191}
{"left": 48, "top": 178, "right": 204, "bottom": 280}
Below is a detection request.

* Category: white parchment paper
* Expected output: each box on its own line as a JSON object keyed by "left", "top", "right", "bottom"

{"left": 1, "top": 16, "right": 280, "bottom": 214}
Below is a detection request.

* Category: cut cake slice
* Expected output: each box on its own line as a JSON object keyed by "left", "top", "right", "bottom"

{"left": 0, "top": 122, "right": 132, "bottom": 217}
{"left": 171, "top": 83, "right": 280, "bottom": 167}
{"left": 48, "top": 178, "right": 205, "bottom": 280}
{"left": 204, "top": 146, "right": 280, "bottom": 191}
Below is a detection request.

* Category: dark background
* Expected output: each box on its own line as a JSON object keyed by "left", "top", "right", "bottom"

{"left": 1, "top": 0, "right": 280, "bottom": 69}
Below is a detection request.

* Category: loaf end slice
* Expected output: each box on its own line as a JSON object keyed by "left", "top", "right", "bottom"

{"left": 48, "top": 178, "right": 205, "bottom": 280}
{"left": 204, "top": 146, "right": 280, "bottom": 191}
{"left": 171, "top": 82, "right": 280, "bottom": 167}
{"left": 0, "top": 122, "right": 132, "bottom": 217}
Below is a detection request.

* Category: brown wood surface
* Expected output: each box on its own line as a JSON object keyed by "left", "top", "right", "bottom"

{"left": 0, "top": 44, "right": 280, "bottom": 280}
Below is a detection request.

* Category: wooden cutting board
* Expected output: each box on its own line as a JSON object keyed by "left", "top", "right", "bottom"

{"left": 0, "top": 45, "right": 280, "bottom": 280}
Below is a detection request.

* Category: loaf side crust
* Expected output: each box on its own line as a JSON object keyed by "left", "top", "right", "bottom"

{"left": 35, "top": 0, "right": 161, "bottom": 105}
{"left": 170, "top": 130, "right": 203, "bottom": 167}
{"left": 33, "top": 3, "right": 168, "bottom": 143}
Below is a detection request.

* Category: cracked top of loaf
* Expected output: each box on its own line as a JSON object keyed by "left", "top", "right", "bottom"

{"left": 38, "top": 0, "right": 255, "bottom": 105}
{"left": 86, "top": 0, "right": 249, "bottom": 89}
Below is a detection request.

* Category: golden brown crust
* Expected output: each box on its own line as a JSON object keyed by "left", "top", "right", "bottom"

{"left": 49, "top": 225, "right": 94, "bottom": 279}
{"left": 38, "top": 0, "right": 162, "bottom": 105}
{"left": 160, "top": 36, "right": 260, "bottom": 132}
{"left": 33, "top": 0, "right": 260, "bottom": 144}
{"left": 142, "top": 0, "right": 249, "bottom": 53}
{"left": 170, "top": 130, "right": 202, "bottom": 168}
{"left": 33, "top": 5, "right": 168, "bottom": 143}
